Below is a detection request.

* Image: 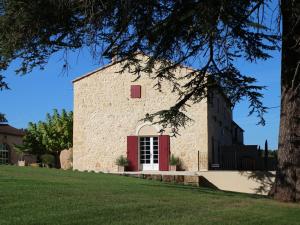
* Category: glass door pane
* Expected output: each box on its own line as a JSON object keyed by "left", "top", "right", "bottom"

{"left": 152, "top": 137, "right": 158, "bottom": 164}
{"left": 140, "top": 137, "right": 151, "bottom": 164}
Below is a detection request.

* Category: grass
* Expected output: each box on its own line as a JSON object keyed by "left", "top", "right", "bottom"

{"left": 0, "top": 166, "right": 300, "bottom": 225}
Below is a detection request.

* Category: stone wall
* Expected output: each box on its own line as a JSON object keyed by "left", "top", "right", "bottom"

{"left": 73, "top": 60, "right": 209, "bottom": 172}
{"left": 0, "top": 133, "right": 23, "bottom": 164}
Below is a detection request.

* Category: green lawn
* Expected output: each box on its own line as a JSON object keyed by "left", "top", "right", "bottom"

{"left": 0, "top": 166, "right": 300, "bottom": 225}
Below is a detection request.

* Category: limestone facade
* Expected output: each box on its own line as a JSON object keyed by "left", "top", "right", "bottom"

{"left": 73, "top": 59, "right": 240, "bottom": 172}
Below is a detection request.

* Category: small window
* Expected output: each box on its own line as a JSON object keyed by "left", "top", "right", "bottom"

{"left": 209, "top": 92, "right": 214, "bottom": 107}
{"left": 131, "top": 85, "right": 141, "bottom": 98}
{"left": 213, "top": 115, "right": 217, "bottom": 122}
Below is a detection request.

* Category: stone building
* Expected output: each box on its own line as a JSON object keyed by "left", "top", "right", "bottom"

{"left": 73, "top": 57, "right": 246, "bottom": 172}
{"left": 0, "top": 123, "right": 23, "bottom": 164}
{"left": 0, "top": 123, "right": 36, "bottom": 165}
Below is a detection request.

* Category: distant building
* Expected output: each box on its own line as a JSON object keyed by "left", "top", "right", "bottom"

{"left": 0, "top": 123, "right": 36, "bottom": 165}
{"left": 72, "top": 55, "right": 257, "bottom": 172}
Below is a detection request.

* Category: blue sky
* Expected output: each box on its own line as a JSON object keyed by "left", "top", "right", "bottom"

{"left": 1, "top": 47, "right": 281, "bottom": 150}
{"left": 233, "top": 53, "right": 281, "bottom": 150}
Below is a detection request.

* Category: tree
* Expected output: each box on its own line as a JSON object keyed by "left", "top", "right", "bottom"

{"left": 264, "top": 139, "right": 269, "bottom": 170}
{"left": 273, "top": 0, "right": 300, "bottom": 202}
{"left": 258, "top": 145, "right": 262, "bottom": 157}
{"left": 15, "top": 122, "right": 46, "bottom": 157}
{"left": 17, "top": 109, "right": 73, "bottom": 168}
{"left": 0, "top": 70, "right": 9, "bottom": 122}
{"left": 41, "top": 109, "right": 73, "bottom": 167}
{"left": 0, "top": 0, "right": 298, "bottom": 201}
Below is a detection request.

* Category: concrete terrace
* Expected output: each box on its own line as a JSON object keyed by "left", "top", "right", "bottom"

{"left": 109, "top": 170, "right": 276, "bottom": 195}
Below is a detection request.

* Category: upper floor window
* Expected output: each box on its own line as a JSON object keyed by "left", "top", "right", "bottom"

{"left": 0, "top": 143, "right": 9, "bottom": 164}
{"left": 212, "top": 115, "right": 217, "bottom": 122}
{"left": 221, "top": 128, "right": 225, "bottom": 136}
{"left": 219, "top": 121, "right": 222, "bottom": 127}
{"left": 208, "top": 92, "right": 214, "bottom": 107}
{"left": 131, "top": 85, "right": 141, "bottom": 98}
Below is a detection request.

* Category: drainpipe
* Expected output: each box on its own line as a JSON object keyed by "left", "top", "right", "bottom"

{"left": 198, "top": 151, "right": 200, "bottom": 171}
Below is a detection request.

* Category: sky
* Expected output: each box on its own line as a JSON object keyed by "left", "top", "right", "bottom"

{"left": 233, "top": 53, "right": 281, "bottom": 150}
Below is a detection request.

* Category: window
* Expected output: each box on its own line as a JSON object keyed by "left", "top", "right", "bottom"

{"left": 211, "top": 136, "right": 215, "bottom": 163}
{"left": 221, "top": 128, "right": 225, "bottom": 136}
{"left": 217, "top": 142, "right": 221, "bottom": 164}
{"left": 131, "top": 85, "right": 141, "bottom": 98}
{"left": 212, "top": 115, "right": 217, "bottom": 122}
{"left": 0, "top": 144, "right": 9, "bottom": 164}
{"left": 233, "top": 127, "right": 238, "bottom": 142}
{"left": 208, "top": 92, "right": 214, "bottom": 107}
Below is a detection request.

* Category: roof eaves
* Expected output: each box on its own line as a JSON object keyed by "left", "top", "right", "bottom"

{"left": 0, "top": 131, "right": 25, "bottom": 137}
{"left": 72, "top": 61, "right": 115, "bottom": 83}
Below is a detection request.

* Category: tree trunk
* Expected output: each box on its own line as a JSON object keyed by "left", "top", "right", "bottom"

{"left": 274, "top": 0, "right": 300, "bottom": 202}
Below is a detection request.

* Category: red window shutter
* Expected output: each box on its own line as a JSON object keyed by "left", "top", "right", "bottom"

{"left": 159, "top": 135, "right": 170, "bottom": 171}
{"left": 130, "top": 85, "right": 141, "bottom": 98}
{"left": 127, "top": 136, "right": 139, "bottom": 171}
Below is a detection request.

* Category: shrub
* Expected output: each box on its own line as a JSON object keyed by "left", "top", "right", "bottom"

{"left": 30, "top": 163, "right": 40, "bottom": 167}
{"left": 169, "top": 154, "right": 181, "bottom": 166}
{"left": 116, "top": 155, "right": 129, "bottom": 167}
{"left": 41, "top": 154, "right": 55, "bottom": 167}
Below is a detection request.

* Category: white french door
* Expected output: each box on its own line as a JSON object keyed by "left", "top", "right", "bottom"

{"left": 139, "top": 137, "right": 159, "bottom": 171}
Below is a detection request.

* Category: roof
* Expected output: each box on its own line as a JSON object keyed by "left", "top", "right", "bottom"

{"left": 0, "top": 124, "right": 25, "bottom": 137}
{"left": 72, "top": 53, "right": 194, "bottom": 83}
{"left": 72, "top": 61, "right": 116, "bottom": 83}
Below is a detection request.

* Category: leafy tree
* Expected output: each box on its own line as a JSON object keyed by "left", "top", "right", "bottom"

{"left": 0, "top": 0, "right": 299, "bottom": 201}
{"left": 0, "top": 71, "right": 9, "bottom": 122}
{"left": 15, "top": 122, "right": 46, "bottom": 157}
{"left": 16, "top": 109, "right": 73, "bottom": 168}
